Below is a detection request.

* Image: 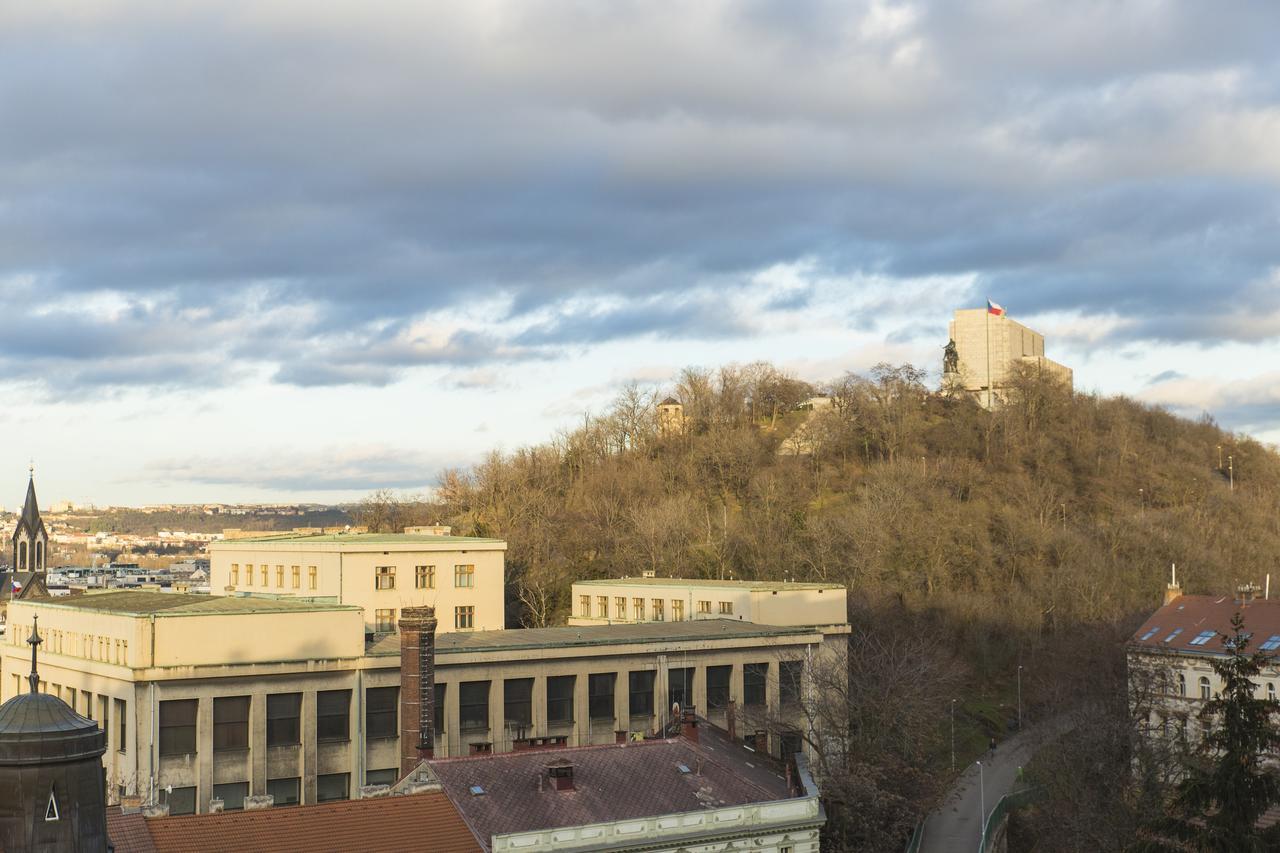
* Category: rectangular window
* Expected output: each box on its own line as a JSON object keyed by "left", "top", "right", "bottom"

{"left": 230, "top": 564, "right": 239, "bottom": 586}
{"left": 375, "top": 565, "right": 396, "bottom": 590}
{"left": 276, "top": 565, "right": 284, "bottom": 588}
{"left": 589, "top": 672, "right": 615, "bottom": 721}
{"left": 780, "top": 660, "right": 804, "bottom": 706}
{"left": 158, "top": 699, "right": 197, "bottom": 756}
{"left": 719, "top": 601, "right": 734, "bottom": 615}
{"left": 504, "top": 678, "right": 534, "bottom": 727}
{"left": 633, "top": 598, "right": 645, "bottom": 620}
{"left": 670, "top": 667, "right": 695, "bottom": 710}
{"left": 454, "top": 564, "right": 475, "bottom": 588}
{"left": 266, "top": 693, "right": 301, "bottom": 747}
{"left": 744, "top": 663, "right": 768, "bottom": 707}
{"left": 376, "top": 609, "right": 396, "bottom": 633}
{"left": 308, "top": 566, "right": 317, "bottom": 590}
{"left": 707, "top": 665, "right": 732, "bottom": 710}
{"left": 629, "top": 670, "right": 655, "bottom": 718}
{"left": 317, "top": 773, "right": 349, "bottom": 803}
{"left": 260, "top": 565, "right": 268, "bottom": 586}
{"left": 366, "top": 687, "right": 398, "bottom": 739}
{"left": 266, "top": 777, "right": 300, "bottom": 807}
{"left": 1189, "top": 630, "right": 1216, "bottom": 646}
{"left": 168, "top": 786, "right": 196, "bottom": 816}
{"left": 697, "top": 600, "right": 712, "bottom": 614}
{"left": 317, "top": 690, "right": 351, "bottom": 742}
{"left": 212, "top": 781, "right": 249, "bottom": 812}
{"left": 547, "top": 675, "right": 575, "bottom": 725}
{"left": 245, "top": 564, "right": 252, "bottom": 586}
{"left": 460, "top": 681, "right": 490, "bottom": 731}
{"left": 115, "top": 698, "right": 127, "bottom": 753}
{"left": 365, "top": 768, "right": 397, "bottom": 787}
{"left": 455, "top": 606, "right": 474, "bottom": 630}
{"left": 614, "top": 597, "right": 627, "bottom": 620}
{"left": 416, "top": 565, "right": 435, "bottom": 589}
{"left": 672, "top": 600, "right": 684, "bottom": 621}
{"left": 597, "top": 596, "right": 608, "bottom": 618}
{"left": 291, "top": 566, "right": 300, "bottom": 589}
{"left": 652, "top": 599, "right": 664, "bottom": 621}
{"left": 435, "top": 683, "right": 446, "bottom": 735}
{"left": 213, "top": 696, "right": 250, "bottom": 751}
{"left": 1260, "top": 635, "right": 1280, "bottom": 651}
{"left": 580, "top": 595, "right": 591, "bottom": 617}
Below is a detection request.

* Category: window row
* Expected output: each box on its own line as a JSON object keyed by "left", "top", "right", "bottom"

{"left": 10, "top": 626, "right": 128, "bottom": 664}
{"left": 229, "top": 564, "right": 317, "bottom": 591}
{"left": 373, "top": 606, "right": 475, "bottom": 633}
{"left": 580, "top": 596, "right": 738, "bottom": 621}
{"left": 39, "top": 684, "right": 127, "bottom": 753}
{"left": 1173, "top": 672, "right": 1280, "bottom": 701}
{"left": 372, "top": 564, "right": 474, "bottom": 591}
{"left": 162, "top": 773, "right": 351, "bottom": 816}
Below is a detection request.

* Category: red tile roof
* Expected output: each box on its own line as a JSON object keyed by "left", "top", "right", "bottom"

{"left": 108, "top": 791, "right": 480, "bottom": 853}
{"left": 429, "top": 727, "right": 794, "bottom": 849}
{"left": 1130, "top": 594, "right": 1280, "bottom": 655}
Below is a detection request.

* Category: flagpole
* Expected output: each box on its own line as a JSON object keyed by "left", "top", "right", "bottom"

{"left": 985, "top": 302, "right": 992, "bottom": 409}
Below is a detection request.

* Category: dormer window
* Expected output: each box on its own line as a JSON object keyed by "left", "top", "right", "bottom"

{"left": 45, "top": 787, "right": 59, "bottom": 822}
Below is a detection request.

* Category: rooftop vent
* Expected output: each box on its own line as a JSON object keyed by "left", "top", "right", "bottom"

{"left": 546, "top": 761, "right": 575, "bottom": 792}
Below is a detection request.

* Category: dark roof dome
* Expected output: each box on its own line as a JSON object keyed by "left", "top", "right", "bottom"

{"left": 659, "top": 397, "right": 681, "bottom": 406}
{"left": 0, "top": 692, "right": 105, "bottom": 766}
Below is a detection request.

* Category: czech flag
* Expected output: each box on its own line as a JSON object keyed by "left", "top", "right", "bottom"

{"left": 987, "top": 299, "right": 1005, "bottom": 316}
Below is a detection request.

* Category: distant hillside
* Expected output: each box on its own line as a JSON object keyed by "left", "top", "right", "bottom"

{"left": 76, "top": 507, "right": 354, "bottom": 536}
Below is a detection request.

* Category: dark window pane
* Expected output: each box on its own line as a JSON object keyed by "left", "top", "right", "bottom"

{"left": 744, "top": 663, "right": 768, "bottom": 707}
{"left": 267, "top": 693, "right": 301, "bottom": 747}
{"left": 434, "top": 683, "right": 447, "bottom": 734}
{"left": 212, "top": 782, "right": 248, "bottom": 811}
{"left": 317, "top": 773, "right": 349, "bottom": 803}
{"left": 780, "top": 661, "right": 803, "bottom": 706}
{"left": 547, "top": 675, "right": 575, "bottom": 724}
{"left": 317, "top": 690, "right": 351, "bottom": 742}
{"left": 158, "top": 699, "right": 197, "bottom": 756}
{"left": 589, "top": 673, "right": 615, "bottom": 721}
{"left": 670, "top": 668, "right": 695, "bottom": 711}
{"left": 504, "top": 678, "right": 533, "bottom": 727}
{"left": 629, "top": 670, "right": 655, "bottom": 718}
{"left": 707, "top": 665, "right": 732, "bottom": 710}
{"left": 167, "top": 786, "right": 196, "bottom": 815}
{"left": 213, "top": 696, "right": 250, "bottom": 751}
{"left": 459, "top": 681, "right": 490, "bottom": 731}
{"left": 365, "top": 768, "right": 397, "bottom": 787}
{"left": 267, "top": 777, "right": 300, "bottom": 807}
{"left": 366, "top": 687, "right": 398, "bottom": 739}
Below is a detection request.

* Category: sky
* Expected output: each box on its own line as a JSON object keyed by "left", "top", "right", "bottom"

{"left": 2, "top": 1, "right": 1279, "bottom": 508}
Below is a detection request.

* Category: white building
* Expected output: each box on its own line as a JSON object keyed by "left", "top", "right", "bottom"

{"left": 569, "top": 576, "right": 846, "bottom": 629}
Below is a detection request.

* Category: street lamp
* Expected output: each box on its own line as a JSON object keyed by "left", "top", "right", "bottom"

{"left": 1217, "top": 445, "right": 1223, "bottom": 470}
{"left": 951, "top": 698, "right": 957, "bottom": 771}
{"left": 1229, "top": 455, "right": 1234, "bottom": 492}
{"left": 1017, "top": 666, "right": 1023, "bottom": 730}
{"left": 977, "top": 760, "right": 986, "bottom": 835}
{"left": 1138, "top": 488, "right": 1144, "bottom": 517}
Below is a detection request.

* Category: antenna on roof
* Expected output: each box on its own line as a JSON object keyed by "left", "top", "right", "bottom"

{"left": 26, "top": 614, "right": 42, "bottom": 693}
{"left": 1171, "top": 563, "right": 1176, "bottom": 588}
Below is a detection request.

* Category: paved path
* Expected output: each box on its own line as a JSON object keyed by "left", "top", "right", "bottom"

{"left": 920, "top": 718, "right": 1071, "bottom": 853}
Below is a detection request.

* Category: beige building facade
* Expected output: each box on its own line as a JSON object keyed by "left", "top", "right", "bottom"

{"left": 2, "top": 592, "right": 845, "bottom": 817}
{"left": 569, "top": 577, "right": 847, "bottom": 629}
{"left": 947, "top": 308, "right": 1073, "bottom": 408}
{"left": 209, "top": 533, "right": 506, "bottom": 634}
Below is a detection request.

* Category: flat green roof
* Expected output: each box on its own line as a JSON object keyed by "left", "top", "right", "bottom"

{"left": 574, "top": 577, "right": 843, "bottom": 592}
{"left": 366, "top": 619, "right": 819, "bottom": 657}
{"left": 21, "top": 590, "right": 360, "bottom": 617}
{"left": 216, "top": 533, "right": 505, "bottom": 546}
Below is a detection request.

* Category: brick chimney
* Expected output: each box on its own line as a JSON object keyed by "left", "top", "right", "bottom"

{"left": 546, "top": 761, "right": 575, "bottom": 791}
{"left": 1163, "top": 563, "right": 1182, "bottom": 607}
{"left": 399, "top": 606, "right": 438, "bottom": 778}
{"left": 681, "top": 706, "right": 699, "bottom": 743}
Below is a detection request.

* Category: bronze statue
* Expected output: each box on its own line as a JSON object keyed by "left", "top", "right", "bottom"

{"left": 943, "top": 339, "right": 959, "bottom": 374}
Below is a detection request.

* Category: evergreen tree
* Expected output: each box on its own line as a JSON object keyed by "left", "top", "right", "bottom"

{"left": 1133, "top": 613, "right": 1280, "bottom": 852}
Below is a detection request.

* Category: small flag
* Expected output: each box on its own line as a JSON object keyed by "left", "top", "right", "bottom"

{"left": 987, "top": 299, "right": 1005, "bottom": 316}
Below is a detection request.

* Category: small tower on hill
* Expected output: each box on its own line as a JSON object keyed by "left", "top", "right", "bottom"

{"left": 11, "top": 469, "right": 48, "bottom": 574}
{"left": 657, "top": 397, "right": 685, "bottom": 438}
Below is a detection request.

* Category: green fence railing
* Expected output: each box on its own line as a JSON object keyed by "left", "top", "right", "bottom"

{"left": 903, "top": 821, "right": 924, "bottom": 853}
{"left": 979, "top": 787, "right": 1040, "bottom": 852}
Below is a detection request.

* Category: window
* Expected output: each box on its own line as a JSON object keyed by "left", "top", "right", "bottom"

{"left": 579, "top": 595, "right": 591, "bottom": 617}
{"left": 1175, "top": 673, "right": 1186, "bottom": 696}
{"left": 744, "top": 663, "right": 768, "bottom": 707}
{"left": 376, "top": 566, "right": 396, "bottom": 590}
{"left": 317, "top": 690, "right": 351, "bottom": 742}
{"left": 1163, "top": 628, "right": 1183, "bottom": 643}
{"left": 1189, "top": 630, "right": 1216, "bottom": 646}
{"left": 267, "top": 693, "right": 301, "bottom": 746}
{"left": 454, "top": 564, "right": 475, "bottom": 588}
{"left": 260, "top": 565, "right": 268, "bottom": 586}
{"left": 1138, "top": 626, "right": 1160, "bottom": 641}
{"left": 629, "top": 670, "right": 655, "bottom": 718}
{"left": 366, "top": 687, "right": 398, "bottom": 739}
{"left": 1269, "top": 683, "right": 1277, "bottom": 702}
{"left": 589, "top": 673, "right": 615, "bottom": 721}
{"left": 504, "top": 678, "right": 533, "bottom": 727}
{"left": 291, "top": 566, "right": 300, "bottom": 588}
{"left": 615, "top": 597, "right": 627, "bottom": 620}
{"left": 159, "top": 699, "right": 197, "bottom": 756}
{"left": 214, "top": 696, "right": 250, "bottom": 751}
{"left": 317, "top": 773, "right": 349, "bottom": 803}
{"left": 633, "top": 598, "right": 645, "bottom": 620}
{"left": 652, "top": 599, "right": 664, "bottom": 621}
{"left": 672, "top": 600, "right": 684, "bottom": 621}
{"left": 460, "top": 681, "right": 490, "bottom": 731}
{"left": 267, "top": 777, "right": 300, "bottom": 807}
{"left": 670, "top": 668, "right": 695, "bottom": 710}
{"left": 455, "top": 606, "right": 474, "bottom": 630}
{"left": 376, "top": 609, "right": 396, "bottom": 633}
{"left": 212, "top": 782, "right": 249, "bottom": 812}
{"left": 245, "top": 564, "right": 252, "bottom": 586}
{"left": 781, "top": 660, "right": 803, "bottom": 706}
{"left": 697, "top": 600, "right": 711, "bottom": 614}
{"left": 719, "top": 601, "right": 734, "bottom": 615}
{"left": 276, "top": 565, "right": 284, "bottom": 588}
{"left": 167, "top": 786, "right": 196, "bottom": 816}
{"left": 707, "top": 665, "right": 732, "bottom": 710}
{"left": 230, "top": 564, "right": 239, "bottom": 586}
{"left": 366, "top": 768, "right": 397, "bottom": 787}
{"left": 435, "top": 683, "right": 446, "bottom": 734}
{"left": 547, "top": 675, "right": 575, "bottom": 724}
{"left": 597, "top": 597, "right": 608, "bottom": 618}
{"left": 308, "top": 566, "right": 317, "bottom": 590}
{"left": 115, "top": 698, "right": 127, "bottom": 753}
{"left": 1260, "top": 635, "right": 1280, "bottom": 651}
{"left": 416, "top": 565, "right": 435, "bottom": 589}
{"left": 1199, "top": 676, "right": 1211, "bottom": 700}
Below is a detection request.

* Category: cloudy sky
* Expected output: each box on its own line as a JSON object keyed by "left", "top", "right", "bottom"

{"left": 2, "top": 1, "right": 1279, "bottom": 507}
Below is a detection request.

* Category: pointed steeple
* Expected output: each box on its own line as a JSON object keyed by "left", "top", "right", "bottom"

{"left": 21, "top": 468, "right": 43, "bottom": 534}
{"left": 11, "top": 467, "right": 48, "bottom": 573}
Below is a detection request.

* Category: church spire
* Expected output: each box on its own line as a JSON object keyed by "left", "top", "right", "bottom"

{"left": 27, "top": 614, "right": 42, "bottom": 693}
{"left": 11, "top": 467, "right": 48, "bottom": 573}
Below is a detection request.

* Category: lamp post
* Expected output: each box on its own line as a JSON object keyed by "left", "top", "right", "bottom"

{"left": 977, "top": 760, "right": 986, "bottom": 837}
{"left": 1017, "top": 666, "right": 1023, "bottom": 730}
{"left": 951, "top": 698, "right": 957, "bottom": 771}
{"left": 1138, "top": 488, "right": 1144, "bottom": 517}
{"left": 1229, "top": 455, "right": 1234, "bottom": 492}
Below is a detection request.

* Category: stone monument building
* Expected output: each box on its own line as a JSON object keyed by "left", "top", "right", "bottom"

{"left": 946, "top": 303, "right": 1073, "bottom": 409}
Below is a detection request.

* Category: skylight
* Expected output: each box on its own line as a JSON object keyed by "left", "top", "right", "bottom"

{"left": 1260, "top": 635, "right": 1280, "bottom": 651}
{"left": 1139, "top": 627, "right": 1160, "bottom": 641}
{"left": 1163, "top": 628, "right": 1183, "bottom": 643}
{"left": 1189, "top": 630, "right": 1216, "bottom": 646}
{"left": 469, "top": 785, "right": 485, "bottom": 796}
{"left": 676, "top": 763, "right": 691, "bottom": 774}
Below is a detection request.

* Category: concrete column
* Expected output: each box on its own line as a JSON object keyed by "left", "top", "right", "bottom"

{"left": 532, "top": 676, "right": 547, "bottom": 738}
{"left": 614, "top": 669, "right": 628, "bottom": 733}
{"left": 655, "top": 655, "right": 670, "bottom": 734}
{"left": 250, "top": 693, "right": 267, "bottom": 795}
{"left": 766, "top": 662, "right": 781, "bottom": 756}
{"left": 487, "top": 679, "right": 502, "bottom": 751}
{"left": 693, "top": 664, "right": 708, "bottom": 716}
{"left": 197, "top": 696, "right": 213, "bottom": 813}
{"left": 444, "top": 679, "right": 461, "bottom": 758}
{"left": 573, "top": 674, "right": 589, "bottom": 747}
{"left": 301, "top": 691, "right": 317, "bottom": 805}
